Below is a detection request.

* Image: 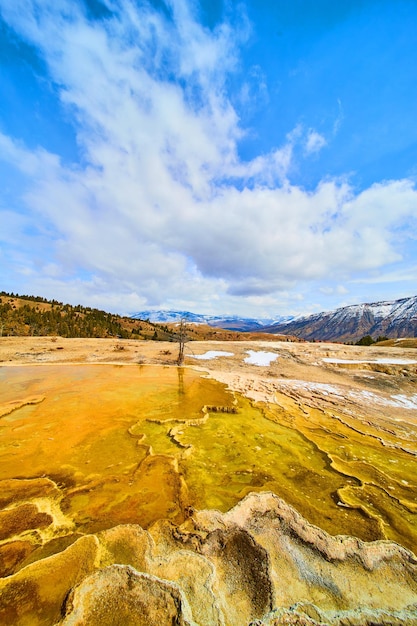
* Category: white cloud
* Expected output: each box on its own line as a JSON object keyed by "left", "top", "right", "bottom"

{"left": 305, "top": 129, "right": 327, "bottom": 154}
{"left": 319, "top": 285, "right": 349, "bottom": 295}
{"left": 332, "top": 98, "right": 344, "bottom": 136}
{"left": 238, "top": 64, "right": 269, "bottom": 113}
{"left": 1, "top": 0, "right": 417, "bottom": 315}
{"left": 351, "top": 265, "right": 417, "bottom": 285}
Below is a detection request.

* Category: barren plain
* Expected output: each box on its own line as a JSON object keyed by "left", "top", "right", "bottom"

{"left": 0, "top": 336, "right": 417, "bottom": 625}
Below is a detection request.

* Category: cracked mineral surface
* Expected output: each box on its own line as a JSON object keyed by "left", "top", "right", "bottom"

{"left": 0, "top": 337, "right": 416, "bottom": 625}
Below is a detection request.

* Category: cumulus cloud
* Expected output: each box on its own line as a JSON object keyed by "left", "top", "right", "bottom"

{"left": 1, "top": 0, "right": 417, "bottom": 314}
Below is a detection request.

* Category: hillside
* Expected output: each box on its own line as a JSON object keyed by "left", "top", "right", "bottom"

{"left": 4, "top": 291, "right": 416, "bottom": 344}
{"left": 266, "top": 295, "right": 417, "bottom": 342}
{"left": 0, "top": 293, "right": 296, "bottom": 343}
{"left": 0, "top": 292, "right": 172, "bottom": 340}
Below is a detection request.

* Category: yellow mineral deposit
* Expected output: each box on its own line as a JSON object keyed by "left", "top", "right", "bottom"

{"left": 0, "top": 338, "right": 416, "bottom": 625}
{"left": 0, "top": 365, "right": 234, "bottom": 537}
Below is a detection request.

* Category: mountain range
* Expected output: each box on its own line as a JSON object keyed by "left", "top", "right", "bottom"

{"left": 264, "top": 295, "right": 417, "bottom": 342}
{"left": 133, "top": 295, "right": 417, "bottom": 342}
{"left": 131, "top": 310, "right": 293, "bottom": 332}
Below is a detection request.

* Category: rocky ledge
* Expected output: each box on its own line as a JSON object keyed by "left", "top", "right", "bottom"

{"left": 1, "top": 491, "right": 416, "bottom": 625}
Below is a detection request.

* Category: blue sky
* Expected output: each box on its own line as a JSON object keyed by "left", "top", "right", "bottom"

{"left": 1, "top": 0, "right": 417, "bottom": 318}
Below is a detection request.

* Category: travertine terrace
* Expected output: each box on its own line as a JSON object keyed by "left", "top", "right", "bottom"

{"left": 0, "top": 336, "right": 416, "bottom": 625}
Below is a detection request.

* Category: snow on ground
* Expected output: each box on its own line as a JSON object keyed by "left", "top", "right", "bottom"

{"left": 190, "top": 351, "right": 234, "bottom": 360}
{"left": 389, "top": 394, "right": 417, "bottom": 409}
{"left": 323, "top": 358, "right": 417, "bottom": 365}
{"left": 280, "top": 380, "right": 417, "bottom": 410}
{"left": 374, "top": 358, "right": 417, "bottom": 364}
{"left": 244, "top": 351, "right": 279, "bottom": 366}
{"left": 348, "top": 390, "right": 417, "bottom": 409}
{"left": 280, "top": 380, "right": 345, "bottom": 397}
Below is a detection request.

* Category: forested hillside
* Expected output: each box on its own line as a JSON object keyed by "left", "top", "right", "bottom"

{"left": 0, "top": 292, "right": 167, "bottom": 340}
{"left": 0, "top": 292, "right": 296, "bottom": 342}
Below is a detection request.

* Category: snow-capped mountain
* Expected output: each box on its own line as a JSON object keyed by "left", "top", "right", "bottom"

{"left": 131, "top": 310, "right": 292, "bottom": 332}
{"left": 265, "top": 296, "right": 417, "bottom": 341}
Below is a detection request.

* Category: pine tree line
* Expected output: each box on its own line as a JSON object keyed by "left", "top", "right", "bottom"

{"left": 0, "top": 292, "right": 164, "bottom": 339}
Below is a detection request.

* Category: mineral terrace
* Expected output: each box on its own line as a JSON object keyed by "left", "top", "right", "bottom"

{"left": 0, "top": 336, "right": 416, "bottom": 625}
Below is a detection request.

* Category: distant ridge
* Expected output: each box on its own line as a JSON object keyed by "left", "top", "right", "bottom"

{"left": 131, "top": 310, "right": 293, "bottom": 332}
{"left": 264, "top": 296, "right": 417, "bottom": 342}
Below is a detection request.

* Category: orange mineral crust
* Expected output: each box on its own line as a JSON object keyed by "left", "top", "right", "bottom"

{"left": 0, "top": 338, "right": 416, "bottom": 625}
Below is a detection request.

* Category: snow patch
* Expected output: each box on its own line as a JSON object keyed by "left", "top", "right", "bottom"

{"left": 348, "top": 390, "right": 417, "bottom": 409}
{"left": 281, "top": 380, "right": 344, "bottom": 397}
{"left": 280, "top": 380, "right": 417, "bottom": 410}
{"left": 390, "top": 394, "right": 417, "bottom": 409}
{"left": 374, "top": 358, "right": 417, "bottom": 364}
{"left": 244, "top": 351, "right": 279, "bottom": 366}
{"left": 190, "top": 351, "right": 234, "bottom": 360}
{"left": 323, "top": 358, "right": 417, "bottom": 365}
